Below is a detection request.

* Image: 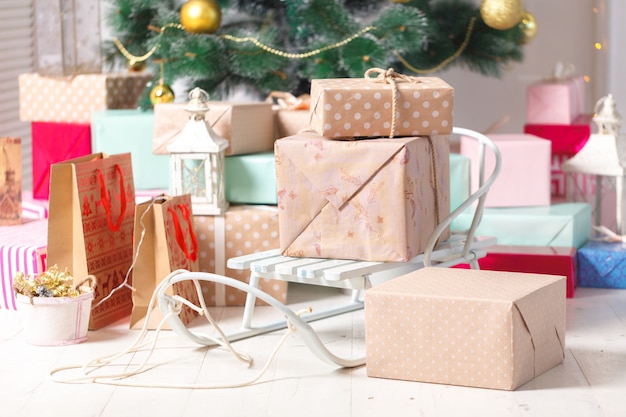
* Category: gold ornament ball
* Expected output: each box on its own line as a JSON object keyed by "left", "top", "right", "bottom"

{"left": 518, "top": 10, "right": 538, "bottom": 44}
{"left": 480, "top": 0, "right": 524, "bottom": 30}
{"left": 180, "top": 0, "right": 222, "bottom": 34}
{"left": 150, "top": 81, "right": 175, "bottom": 105}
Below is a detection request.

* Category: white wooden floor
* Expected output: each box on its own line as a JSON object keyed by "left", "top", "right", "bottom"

{"left": 1, "top": 283, "right": 625, "bottom": 417}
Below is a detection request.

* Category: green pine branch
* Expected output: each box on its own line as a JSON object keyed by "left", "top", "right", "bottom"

{"left": 104, "top": 0, "right": 527, "bottom": 106}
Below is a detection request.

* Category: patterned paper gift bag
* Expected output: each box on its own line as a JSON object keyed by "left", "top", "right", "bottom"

{"left": 0, "top": 137, "right": 22, "bottom": 225}
{"left": 47, "top": 153, "right": 135, "bottom": 330}
{"left": 129, "top": 194, "right": 202, "bottom": 330}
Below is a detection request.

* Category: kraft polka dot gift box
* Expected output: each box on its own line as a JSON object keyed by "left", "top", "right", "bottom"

{"left": 310, "top": 74, "right": 454, "bottom": 139}
{"left": 193, "top": 205, "right": 287, "bottom": 306}
{"left": 364, "top": 267, "right": 566, "bottom": 391}
{"left": 18, "top": 72, "right": 152, "bottom": 124}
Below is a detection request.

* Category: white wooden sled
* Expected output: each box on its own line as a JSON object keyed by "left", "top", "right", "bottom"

{"left": 157, "top": 127, "right": 502, "bottom": 367}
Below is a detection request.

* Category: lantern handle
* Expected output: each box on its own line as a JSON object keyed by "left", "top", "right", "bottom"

{"left": 186, "top": 87, "right": 211, "bottom": 119}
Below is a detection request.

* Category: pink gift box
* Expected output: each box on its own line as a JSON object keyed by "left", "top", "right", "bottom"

{"left": 526, "top": 76, "right": 585, "bottom": 125}
{"left": 461, "top": 133, "right": 551, "bottom": 208}
{"left": 31, "top": 122, "right": 92, "bottom": 199}
{"left": 275, "top": 132, "right": 450, "bottom": 262}
{"left": 0, "top": 219, "right": 48, "bottom": 310}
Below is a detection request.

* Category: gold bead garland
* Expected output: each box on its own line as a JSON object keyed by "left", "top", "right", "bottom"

{"left": 394, "top": 17, "right": 477, "bottom": 74}
{"left": 113, "top": 18, "right": 477, "bottom": 75}
{"left": 113, "top": 23, "right": 185, "bottom": 65}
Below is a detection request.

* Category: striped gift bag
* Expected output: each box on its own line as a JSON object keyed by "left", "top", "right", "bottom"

{"left": 0, "top": 219, "right": 48, "bottom": 310}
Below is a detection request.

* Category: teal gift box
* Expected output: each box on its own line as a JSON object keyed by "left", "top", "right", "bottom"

{"left": 449, "top": 153, "right": 470, "bottom": 212}
{"left": 91, "top": 110, "right": 169, "bottom": 190}
{"left": 451, "top": 202, "right": 592, "bottom": 248}
{"left": 223, "top": 152, "right": 467, "bottom": 207}
{"left": 225, "top": 152, "right": 277, "bottom": 204}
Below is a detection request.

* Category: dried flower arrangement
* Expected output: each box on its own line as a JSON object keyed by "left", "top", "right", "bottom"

{"left": 13, "top": 265, "right": 95, "bottom": 302}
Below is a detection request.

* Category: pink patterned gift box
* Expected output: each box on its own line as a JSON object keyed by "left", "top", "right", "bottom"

{"left": 0, "top": 219, "right": 48, "bottom": 310}
{"left": 275, "top": 132, "right": 450, "bottom": 262}
{"left": 526, "top": 76, "right": 585, "bottom": 125}
{"left": 461, "top": 133, "right": 551, "bottom": 208}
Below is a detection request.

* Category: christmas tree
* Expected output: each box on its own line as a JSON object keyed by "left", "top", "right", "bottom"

{"left": 104, "top": 0, "right": 533, "bottom": 104}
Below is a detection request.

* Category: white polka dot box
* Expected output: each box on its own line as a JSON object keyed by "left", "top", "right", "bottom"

{"left": 193, "top": 205, "right": 287, "bottom": 307}
{"left": 18, "top": 72, "right": 153, "bottom": 124}
{"left": 310, "top": 76, "right": 454, "bottom": 139}
{"left": 364, "top": 267, "right": 566, "bottom": 391}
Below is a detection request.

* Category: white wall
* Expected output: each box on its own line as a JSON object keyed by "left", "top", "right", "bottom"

{"left": 434, "top": 0, "right": 605, "bottom": 134}
{"left": 608, "top": 0, "right": 626, "bottom": 111}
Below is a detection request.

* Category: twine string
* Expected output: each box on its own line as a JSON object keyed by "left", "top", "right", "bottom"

{"left": 364, "top": 67, "right": 421, "bottom": 138}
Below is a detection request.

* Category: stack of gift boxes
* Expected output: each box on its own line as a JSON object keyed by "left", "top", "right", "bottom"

{"left": 279, "top": 73, "right": 565, "bottom": 391}
{"left": 451, "top": 72, "right": 603, "bottom": 297}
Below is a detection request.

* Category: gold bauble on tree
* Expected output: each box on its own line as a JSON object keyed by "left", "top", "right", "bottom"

{"left": 480, "top": 0, "right": 524, "bottom": 30}
{"left": 518, "top": 10, "right": 538, "bottom": 44}
{"left": 180, "top": 0, "right": 222, "bottom": 34}
{"left": 150, "top": 80, "right": 175, "bottom": 105}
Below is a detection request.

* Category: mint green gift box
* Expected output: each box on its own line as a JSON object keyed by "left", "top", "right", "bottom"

{"left": 451, "top": 202, "right": 592, "bottom": 248}
{"left": 91, "top": 110, "right": 169, "bottom": 190}
{"left": 223, "top": 152, "right": 469, "bottom": 208}
{"left": 225, "top": 152, "right": 277, "bottom": 204}
{"left": 449, "top": 153, "right": 470, "bottom": 212}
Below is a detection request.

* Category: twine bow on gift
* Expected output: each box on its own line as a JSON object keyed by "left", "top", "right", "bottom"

{"left": 364, "top": 68, "right": 421, "bottom": 138}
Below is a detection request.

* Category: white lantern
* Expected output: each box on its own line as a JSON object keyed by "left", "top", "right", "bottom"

{"left": 562, "top": 94, "right": 626, "bottom": 235}
{"left": 168, "top": 88, "right": 229, "bottom": 215}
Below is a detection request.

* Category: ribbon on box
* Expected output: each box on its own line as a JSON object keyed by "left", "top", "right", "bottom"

{"left": 213, "top": 216, "right": 227, "bottom": 305}
{"left": 266, "top": 91, "right": 311, "bottom": 110}
{"left": 364, "top": 68, "right": 421, "bottom": 139}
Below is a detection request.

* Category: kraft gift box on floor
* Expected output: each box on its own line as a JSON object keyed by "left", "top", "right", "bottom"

{"left": 365, "top": 267, "right": 566, "bottom": 390}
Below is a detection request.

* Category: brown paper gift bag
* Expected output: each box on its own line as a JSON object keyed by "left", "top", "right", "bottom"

{"left": 47, "top": 153, "right": 135, "bottom": 330}
{"left": 130, "top": 194, "right": 201, "bottom": 330}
